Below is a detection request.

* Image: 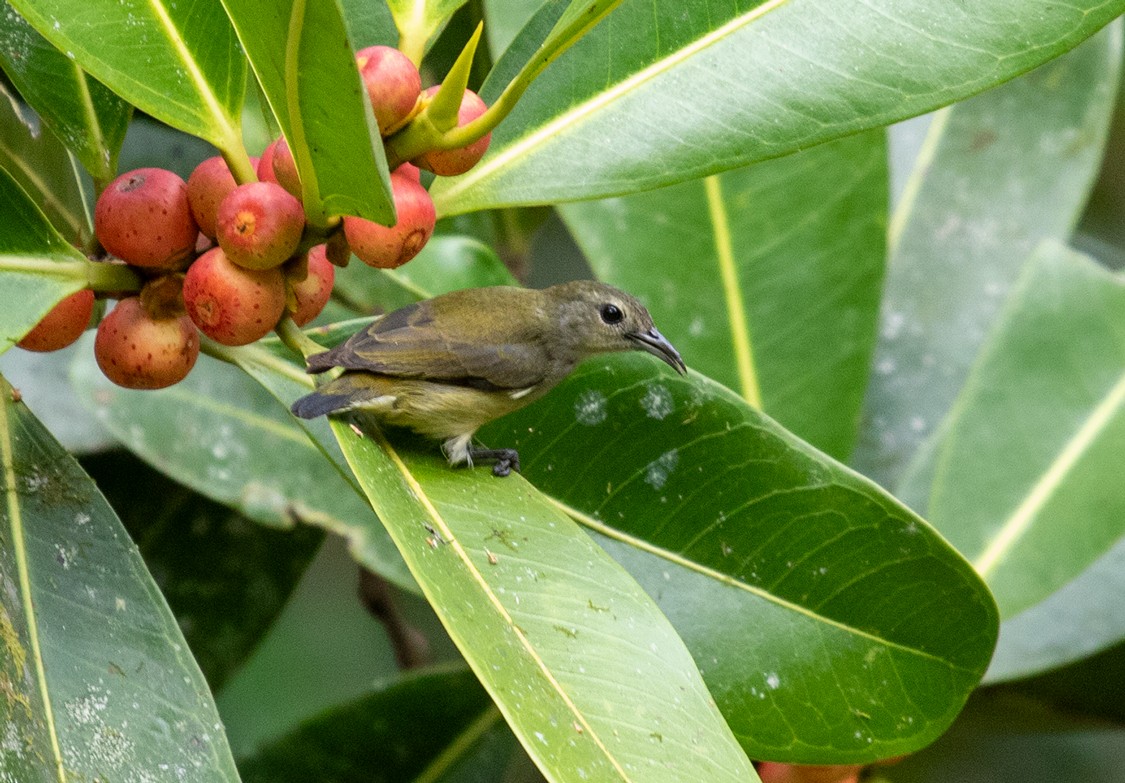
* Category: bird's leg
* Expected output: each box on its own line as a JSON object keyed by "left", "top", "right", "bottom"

{"left": 468, "top": 447, "right": 521, "bottom": 477}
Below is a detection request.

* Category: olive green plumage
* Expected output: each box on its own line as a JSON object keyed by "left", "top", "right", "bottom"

{"left": 291, "top": 280, "right": 685, "bottom": 475}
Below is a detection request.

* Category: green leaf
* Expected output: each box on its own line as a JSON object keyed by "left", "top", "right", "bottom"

{"left": 0, "top": 375, "right": 241, "bottom": 781}
{"left": 560, "top": 129, "right": 887, "bottom": 459}
{"left": 386, "top": 0, "right": 470, "bottom": 62}
{"left": 339, "top": 0, "right": 398, "bottom": 49}
{"left": 0, "top": 163, "right": 90, "bottom": 356}
{"left": 0, "top": 0, "right": 130, "bottom": 183}
{"left": 0, "top": 86, "right": 90, "bottom": 247}
{"left": 326, "top": 420, "right": 759, "bottom": 782}
{"left": 239, "top": 666, "right": 517, "bottom": 782}
{"left": 333, "top": 234, "right": 518, "bottom": 313}
{"left": 431, "top": 0, "right": 1125, "bottom": 215}
{"left": 7, "top": 0, "right": 247, "bottom": 159}
{"left": 482, "top": 0, "right": 543, "bottom": 56}
{"left": 908, "top": 243, "right": 1125, "bottom": 624}
{"left": 481, "top": 355, "right": 999, "bottom": 762}
{"left": 222, "top": 0, "right": 394, "bottom": 226}
{"left": 68, "top": 347, "right": 415, "bottom": 591}
{"left": 852, "top": 25, "right": 1122, "bottom": 487}
{"left": 82, "top": 449, "right": 323, "bottom": 690}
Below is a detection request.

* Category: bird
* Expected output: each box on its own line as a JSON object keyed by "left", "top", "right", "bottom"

{"left": 290, "top": 280, "right": 686, "bottom": 476}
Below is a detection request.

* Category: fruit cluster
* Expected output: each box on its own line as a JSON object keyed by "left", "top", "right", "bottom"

{"left": 17, "top": 46, "right": 491, "bottom": 391}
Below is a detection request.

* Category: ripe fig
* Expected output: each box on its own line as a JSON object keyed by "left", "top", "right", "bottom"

{"left": 343, "top": 172, "right": 435, "bottom": 269}
{"left": 95, "top": 168, "right": 198, "bottom": 267}
{"left": 216, "top": 181, "right": 305, "bottom": 270}
{"left": 183, "top": 247, "right": 287, "bottom": 346}
{"left": 94, "top": 296, "right": 199, "bottom": 389}
{"left": 17, "top": 289, "right": 95, "bottom": 352}
{"left": 412, "top": 87, "right": 490, "bottom": 176}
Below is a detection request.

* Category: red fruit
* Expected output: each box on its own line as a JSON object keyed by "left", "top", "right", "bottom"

{"left": 257, "top": 139, "right": 280, "bottom": 184}
{"left": 271, "top": 139, "right": 302, "bottom": 199}
{"left": 94, "top": 296, "right": 199, "bottom": 390}
{"left": 756, "top": 764, "right": 863, "bottom": 783}
{"left": 216, "top": 182, "right": 305, "bottom": 270}
{"left": 394, "top": 162, "right": 421, "bottom": 183}
{"left": 183, "top": 247, "right": 286, "bottom": 346}
{"left": 95, "top": 168, "right": 198, "bottom": 267}
{"left": 17, "top": 290, "right": 95, "bottom": 352}
{"left": 343, "top": 173, "right": 435, "bottom": 268}
{"left": 412, "top": 88, "right": 490, "bottom": 176}
{"left": 187, "top": 156, "right": 238, "bottom": 239}
{"left": 356, "top": 46, "right": 421, "bottom": 135}
{"left": 290, "top": 244, "right": 335, "bottom": 326}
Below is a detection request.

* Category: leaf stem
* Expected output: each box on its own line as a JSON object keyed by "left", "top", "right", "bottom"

{"left": 275, "top": 316, "right": 325, "bottom": 361}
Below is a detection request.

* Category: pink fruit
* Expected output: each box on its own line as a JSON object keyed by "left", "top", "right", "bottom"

{"left": 356, "top": 45, "right": 422, "bottom": 135}
{"left": 187, "top": 156, "right": 238, "bottom": 239}
{"left": 257, "top": 139, "right": 280, "bottom": 184}
{"left": 94, "top": 296, "right": 199, "bottom": 389}
{"left": 216, "top": 182, "right": 305, "bottom": 270}
{"left": 343, "top": 172, "right": 435, "bottom": 268}
{"left": 17, "top": 289, "right": 95, "bottom": 352}
{"left": 412, "top": 87, "right": 490, "bottom": 176}
{"left": 290, "top": 244, "right": 335, "bottom": 326}
{"left": 271, "top": 139, "right": 302, "bottom": 199}
{"left": 183, "top": 247, "right": 286, "bottom": 346}
{"left": 95, "top": 168, "right": 198, "bottom": 267}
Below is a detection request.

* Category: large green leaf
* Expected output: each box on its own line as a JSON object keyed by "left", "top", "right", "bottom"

{"left": 482, "top": 0, "right": 543, "bottom": 56}
{"left": 481, "top": 356, "right": 998, "bottom": 762}
{"left": 432, "top": 0, "right": 1125, "bottom": 215}
{"left": 221, "top": 0, "right": 394, "bottom": 226}
{"left": 239, "top": 666, "right": 516, "bottom": 782}
{"left": 0, "top": 375, "right": 240, "bottom": 781}
{"left": 560, "top": 129, "right": 886, "bottom": 459}
{"left": 852, "top": 26, "right": 1122, "bottom": 487}
{"left": 69, "top": 347, "right": 415, "bottom": 591}
{"left": 0, "top": 0, "right": 130, "bottom": 183}
{"left": 7, "top": 0, "right": 247, "bottom": 157}
{"left": 227, "top": 335, "right": 757, "bottom": 781}
{"left": 907, "top": 243, "right": 1125, "bottom": 628}
{"left": 0, "top": 86, "right": 90, "bottom": 247}
{"left": 386, "top": 0, "right": 469, "bottom": 60}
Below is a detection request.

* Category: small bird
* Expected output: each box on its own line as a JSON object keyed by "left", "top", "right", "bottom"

{"left": 290, "top": 280, "right": 686, "bottom": 476}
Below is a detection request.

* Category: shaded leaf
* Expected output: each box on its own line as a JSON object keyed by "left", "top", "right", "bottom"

{"left": 482, "top": 355, "right": 998, "bottom": 762}
{"left": 560, "top": 129, "right": 886, "bottom": 458}
{"left": 386, "top": 0, "right": 469, "bottom": 59}
{"left": 68, "top": 346, "right": 415, "bottom": 591}
{"left": 0, "top": 0, "right": 130, "bottom": 182}
{"left": 0, "top": 374, "right": 240, "bottom": 781}
{"left": 7, "top": 0, "right": 246, "bottom": 154}
{"left": 853, "top": 26, "right": 1122, "bottom": 487}
{"left": 82, "top": 449, "right": 323, "bottom": 690}
{"left": 221, "top": 0, "right": 394, "bottom": 225}
{"left": 0, "top": 85, "right": 90, "bottom": 247}
{"left": 239, "top": 665, "right": 513, "bottom": 782}
{"left": 432, "top": 0, "right": 1125, "bottom": 214}
{"left": 339, "top": 0, "right": 397, "bottom": 49}
{"left": 905, "top": 243, "right": 1125, "bottom": 638}
{"left": 482, "top": 0, "right": 543, "bottom": 56}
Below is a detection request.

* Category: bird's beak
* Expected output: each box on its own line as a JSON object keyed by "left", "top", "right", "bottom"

{"left": 628, "top": 328, "right": 687, "bottom": 375}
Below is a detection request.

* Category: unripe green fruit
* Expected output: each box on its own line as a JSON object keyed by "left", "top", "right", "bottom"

{"left": 187, "top": 156, "right": 238, "bottom": 239}
{"left": 95, "top": 168, "right": 198, "bottom": 267}
{"left": 412, "top": 88, "right": 490, "bottom": 176}
{"left": 17, "top": 289, "right": 95, "bottom": 352}
{"left": 183, "top": 247, "right": 286, "bottom": 345}
{"left": 356, "top": 45, "right": 421, "bottom": 134}
{"left": 216, "top": 182, "right": 305, "bottom": 270}
{"left": 94, "top": 296, "right": 199, "bottom": 389}
{"left": 290, "top": 244, "right": 335, "bottom": 326}
{"left": 343, "top": 172, "right": 435, "bottom": 269}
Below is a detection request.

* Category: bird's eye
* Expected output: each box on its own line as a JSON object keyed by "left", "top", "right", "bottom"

{"left": 600, "top": 303, "right": 624, "bottom": 324}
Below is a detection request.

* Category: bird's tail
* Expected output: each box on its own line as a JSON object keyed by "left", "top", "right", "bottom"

{"left": 290, "top": 373, "right": 393, "bottom": 419}
{"left": 304, "top": 346, "right": 342, "bottom": 374}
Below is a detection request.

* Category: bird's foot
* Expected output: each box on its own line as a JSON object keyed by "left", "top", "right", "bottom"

{"left": 468, "top": 447, "right": 521, "bottom": 477}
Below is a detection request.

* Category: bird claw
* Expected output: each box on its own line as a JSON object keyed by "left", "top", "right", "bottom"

{"left": 468, "top": 447, "right": 521, "bottom": 477}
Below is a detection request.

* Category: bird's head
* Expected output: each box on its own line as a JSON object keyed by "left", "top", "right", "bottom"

{"left": 548, "top": 281, "right": 686, "bottom": 374}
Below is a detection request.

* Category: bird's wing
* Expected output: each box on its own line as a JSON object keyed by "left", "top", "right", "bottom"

{"left": 308, "top": 300, "right": 551, "bottom": 389}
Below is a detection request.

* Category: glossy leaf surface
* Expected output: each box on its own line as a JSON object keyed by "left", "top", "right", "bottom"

{"left": 853, "top": 26, "right": 1122, "bottom": 487}
{"left": 222, "top": 0, "right": 394, "bottom": 225}
{"left": 0, "top": 87, "right": 89, "bottom": 246}
{"left": 385, "top": 0, "right": 469, "bottom": 57}
{"left": 7, "top": 0, "right": 245, "bottom": 151}
{"left": 0, "top": 376, "right": 240, "bottom": 781}
{"left": 0, "top": 0, "right": 130, "bottom": 182}
{"left": 913, "top": 243, "right": 1125, "bottom": 624}
{"left": 432, "top": 0, "right": 1125, "bottom": 214}
{"left": 483, "top": 355, "right": 999, "bottom": 761}
{"left": 69, "top": 348, "right": 415, "bottom": 591}
{"left": 561, "top": 129, "right": 886, "bottom": 458}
